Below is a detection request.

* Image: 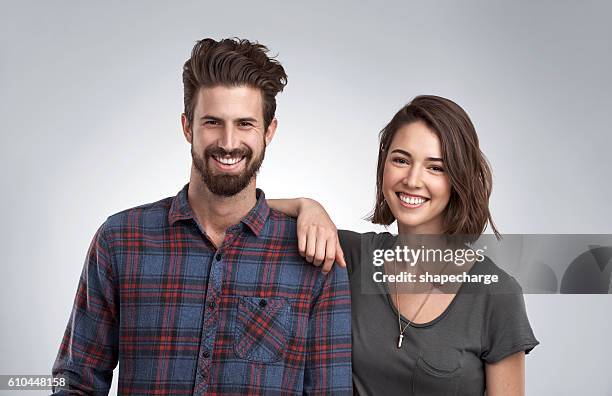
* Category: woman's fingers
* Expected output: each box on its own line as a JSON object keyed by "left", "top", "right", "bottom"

{"left": 322, "top": 233, "right": 337, "bottom": 274}
{"left": 313, "top": 226, "right": 327, "bottom": 266}
{"left": 305, "top": 225, "right": 318, "bottom": 264}
{"left": 297, "top": 224, "right": 308, "bottom": 258}
{"left": 299, "top": 223, "right": 345, "bottom": 274}
{"left": 336, "top": 240, "right": 346, "bottom": 268}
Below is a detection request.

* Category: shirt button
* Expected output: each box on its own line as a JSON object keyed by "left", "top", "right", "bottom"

{"left": 215, "top": 253, "right": 222, "bottom": 261}
{"left": 202, "top": 350, "right": 210, "bottom": 359}
{"left": 208, "top": 301, "right": 216, "bottom": 310}
{"left": 259, "top": 299, "right": 267, "bottom": 308}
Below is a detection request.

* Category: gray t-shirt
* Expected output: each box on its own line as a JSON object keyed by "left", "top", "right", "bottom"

{"left": 339, "top": 230, "right": 539, "bottom": 396}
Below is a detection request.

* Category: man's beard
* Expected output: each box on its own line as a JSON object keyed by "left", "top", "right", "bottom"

{"left": 191, "top": 143, "right": 265, "bottom": 197}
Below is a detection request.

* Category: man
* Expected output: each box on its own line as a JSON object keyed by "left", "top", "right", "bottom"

{"left": 52, "top": 38, "right": 351, "bottom": 395}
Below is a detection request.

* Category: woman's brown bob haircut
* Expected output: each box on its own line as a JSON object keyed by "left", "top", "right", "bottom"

{"left": 369, "top": 95, "right": 500, "bottom": 239}
{"left": 182, "top": 38, "right": 288, "bottom": 130}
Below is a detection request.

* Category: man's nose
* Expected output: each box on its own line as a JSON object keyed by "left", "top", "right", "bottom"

{"left": 218, "top": 126, "right": 238, "bottom": 151}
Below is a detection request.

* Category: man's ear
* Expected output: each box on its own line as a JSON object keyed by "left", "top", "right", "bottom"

{"left": 264, "top": 118, "right": 278, "bottom": 146}
{"left": 181, "top": 113, "right": 193, "bottom": 144}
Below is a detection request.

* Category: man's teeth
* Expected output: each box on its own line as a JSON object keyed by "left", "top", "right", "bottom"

{"left": 399, "top": 194, "right": 427, "bottom": 205}
{"left": 216, "top": 156, "right": 242, "bottom": 165}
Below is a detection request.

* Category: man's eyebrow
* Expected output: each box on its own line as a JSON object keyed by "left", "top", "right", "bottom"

{"left": 236, "top": 117, "right": 258, "bottom": 123}
{"left": 390, "top": 149, "right": 443, "bottom": 162}
{"left": 200, "top": 115, "right": 223, "bottom": 122}
{"left": 199, "top": 115, "right": 259, "bottom": 123}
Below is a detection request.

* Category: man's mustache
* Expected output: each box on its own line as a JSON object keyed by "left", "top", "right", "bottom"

{"left": 204, "top": 146, "right": 252, "bottom": 159}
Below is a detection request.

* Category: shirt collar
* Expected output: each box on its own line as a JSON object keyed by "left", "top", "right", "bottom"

{"left": 241, "top": 189, "right": 270, "bottom": 236}
{"left": 168, "top": 184, "right": 270, "bottom": 237}
{"left": 168, "top": 184, "right": 195, "bottom": 225}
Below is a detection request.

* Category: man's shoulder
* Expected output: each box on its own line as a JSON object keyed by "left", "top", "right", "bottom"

{"left": 265, "top": 208, "right": 298, "bottom": 237}
{"left": 103, "top": 195, "right": 175, "bottom": 231}
{"left": 263, "top": 209, "right": 348, "bottom": 278}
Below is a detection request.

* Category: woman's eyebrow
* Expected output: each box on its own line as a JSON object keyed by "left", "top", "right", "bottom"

{"left": 390, "top": 149, "right": 443, "bottom": 162}
{"left": 390, "top": 149, "right": 412, "bottom": 157}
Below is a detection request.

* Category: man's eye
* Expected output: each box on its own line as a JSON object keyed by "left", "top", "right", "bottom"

{"left": 204, "top": 120, "right": 219, "bottom": 126}
{"left": 238, "top": 122, "right": 253, "bottom": 127}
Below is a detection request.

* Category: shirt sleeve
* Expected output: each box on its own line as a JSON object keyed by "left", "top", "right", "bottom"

{"left": 481, "top": 276, "right": 540, "bottom": 364}
{"left": 303, "top": 265, "right": 352, "bottom": 395}
{"left": 51, "top": 222, "right": 119, "bottom": 395}
{"left": 338, "top": 229, "right": 363, "bottom": 276}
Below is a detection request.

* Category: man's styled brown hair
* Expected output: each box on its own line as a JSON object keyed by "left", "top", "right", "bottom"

{"left": 369, "top": 95, "right": 500, "bottom": 238}
{"left": 182, "top": 38, "right": 288, "bottom": 130}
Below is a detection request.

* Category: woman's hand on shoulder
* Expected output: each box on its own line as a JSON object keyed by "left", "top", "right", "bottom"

{"left": 296, "top": 198, "right": 346, "bottom": 274}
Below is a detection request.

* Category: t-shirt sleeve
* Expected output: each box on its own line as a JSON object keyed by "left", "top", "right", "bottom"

{"left": 338, "top": 229, "right": 364, "bottom": 276}
{"left": 481, "top": 276, "right": 540, "bottom": 363}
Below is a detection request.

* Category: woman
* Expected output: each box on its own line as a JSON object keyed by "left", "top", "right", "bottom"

{"left": 268, "top": 95, "right": 538, "bottom": 395}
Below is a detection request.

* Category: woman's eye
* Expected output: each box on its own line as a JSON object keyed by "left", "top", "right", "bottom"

{"left": 392, "top": 157, "right": 409, "bottom": 165}
{"left": 429, "top": 166, "right": 445, "bottom": 173}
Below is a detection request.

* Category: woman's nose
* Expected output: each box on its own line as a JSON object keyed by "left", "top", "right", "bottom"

{"left": 402, "top": 166, "right": 423, "bottom": 189}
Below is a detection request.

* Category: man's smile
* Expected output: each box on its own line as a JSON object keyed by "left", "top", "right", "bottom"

{"left": 210, "top": 154, "right": 246, "bottom": 171}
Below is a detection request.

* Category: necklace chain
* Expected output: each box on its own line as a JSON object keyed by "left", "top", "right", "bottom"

{"left": 393, "top": 258, "right": 449, "bottom": 348}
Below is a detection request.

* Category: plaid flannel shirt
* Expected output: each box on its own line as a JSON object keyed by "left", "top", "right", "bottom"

{"left": 52, "top": 185, "right": 351, "bottom": 395}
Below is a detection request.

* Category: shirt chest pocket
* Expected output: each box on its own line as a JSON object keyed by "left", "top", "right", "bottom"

{"left": 233, "top": 296, "right": 290, "bottom": 363}
{"left": 412, "top": 352, "right": 462, "bottom": 396}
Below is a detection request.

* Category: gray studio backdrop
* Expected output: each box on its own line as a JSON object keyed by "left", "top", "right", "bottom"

{"left": 1, "top": 1, "right": 611, "bottom": 395}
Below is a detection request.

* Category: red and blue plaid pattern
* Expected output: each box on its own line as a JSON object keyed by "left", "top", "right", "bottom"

{"left": 52, "top": 185, "right": 352, "bottom": 395}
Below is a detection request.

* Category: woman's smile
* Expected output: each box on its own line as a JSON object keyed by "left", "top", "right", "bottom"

{"left": 396, "top": 192, "right": 430, "bottom": 208}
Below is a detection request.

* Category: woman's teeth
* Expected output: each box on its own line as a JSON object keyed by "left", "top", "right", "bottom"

{"left": 399, "top": 193, "right": 427, "bottom": 205}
